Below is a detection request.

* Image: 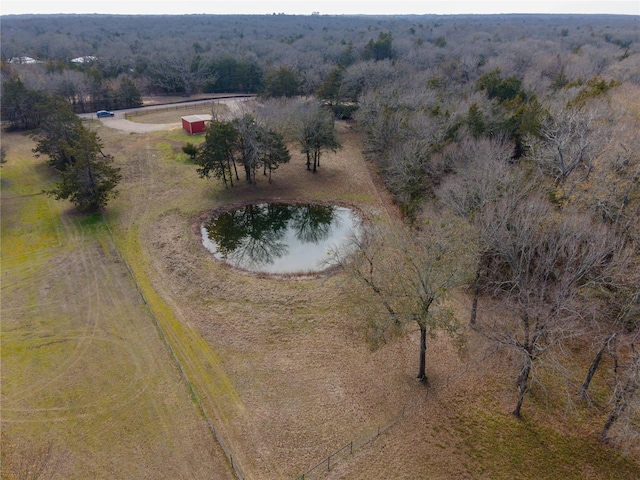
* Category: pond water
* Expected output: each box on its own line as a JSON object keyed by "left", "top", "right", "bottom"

{"left": 201, "top": 203, "right": 361, "bottom": 274}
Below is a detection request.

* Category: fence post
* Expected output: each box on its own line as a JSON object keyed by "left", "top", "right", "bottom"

{"left": 350, "top": 440, "right": 353, "bottom": 455}
{"left": 327, "top": 455, "right": 330, "bottom": 471}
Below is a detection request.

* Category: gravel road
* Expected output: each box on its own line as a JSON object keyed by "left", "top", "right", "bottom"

{"left": 82, "top": 96, "right": 254, "bottom": 133}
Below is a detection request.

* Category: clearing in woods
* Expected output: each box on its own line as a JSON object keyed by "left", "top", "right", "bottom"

{"left": 2, "top": 100, "right": 639, "bottom": 479}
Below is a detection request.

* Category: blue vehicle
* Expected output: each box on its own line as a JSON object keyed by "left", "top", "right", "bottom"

{"left": 96, "top": 110, "right": 115, "bottom": 118}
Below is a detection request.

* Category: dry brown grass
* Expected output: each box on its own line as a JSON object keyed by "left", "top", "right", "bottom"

{"left": 105, "top": 115, "right": 640, "bottom": 480}
{"left": 97, "top": 120, "right": 420, "bottom": 479}
{"left": 3, "top": 107, "right": 639, "bottom": 479}
{"left": 127, "top": 103, "right": 230, "bottom": 124}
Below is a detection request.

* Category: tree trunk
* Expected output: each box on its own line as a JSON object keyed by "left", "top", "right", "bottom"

{"left": 469, "top": 266, "right": 481, "bottom": 326}
{"left": 227, "top": 163, "right": 234, "bottom": 187}
{"left": 221, "top": 166, "right": 228, "bottom": 188}
{"left": 600, "top": 352, "right": 640, "bottom": 442}
{"left": 600, "top": 374, "right": 639, "bottom": 442}
{"left": 580, "top": 333, "right": 615, "bottom": 401}
{"left": 601, "top": 402, "right": 621, "bottom": 443}
{"left": 306, "top": 151, "right": 311, "bottom": 170}
{"left": 232, "top": 158, "right": 240, "bottom": 181}
{"left": 513, "top": 355, "right": 532, "bottom": 418}
{"left": 417, "top": 323, "right": 427, "bottom": 382}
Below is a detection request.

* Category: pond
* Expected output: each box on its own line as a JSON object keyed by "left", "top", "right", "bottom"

{"left": 201, "top": 203, "right": 361, "bottom": 274}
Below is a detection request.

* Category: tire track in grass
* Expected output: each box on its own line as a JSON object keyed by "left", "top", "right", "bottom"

{"left": 1, "top": 201, "right": 103, "bottom": 411}
{"left": 3, "top": 336, "right": 149, "bottom": 419}
{"left": 2, "top": 218, "right": 106, "bottom": 402}
{"left": 3, "top": 211, "right": 235, "bottom": 476}
{"left": 2, "top": 226, "right": 152, "bottom": 420}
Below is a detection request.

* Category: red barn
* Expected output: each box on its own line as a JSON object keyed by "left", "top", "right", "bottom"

{"left": 181, "top": 114, "right": 212, "bottom": 134}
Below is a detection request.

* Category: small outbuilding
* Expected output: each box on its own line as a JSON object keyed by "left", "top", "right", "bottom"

{"left": 181, "top": 114, "right": 212, "bottom": 135}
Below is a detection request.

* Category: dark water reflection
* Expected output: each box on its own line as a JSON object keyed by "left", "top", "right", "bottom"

{"left": 201, "top": 203, "right": 361, "bottom": 274}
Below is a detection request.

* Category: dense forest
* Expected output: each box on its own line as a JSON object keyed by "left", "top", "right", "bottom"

{"left": 2, "top": 14, "right": 638, "bottom": 108}
{"left": 2, "top": 12, "right": 639, "bottom": 458}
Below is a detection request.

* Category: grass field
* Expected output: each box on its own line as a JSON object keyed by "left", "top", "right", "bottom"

{"left": 2, "top": 104, "right": 639, "bottom": 479}
{"left": 1, "top": 133, "right": 234, "bottom": 478}
{"left": 127, "top": 103, "right": 229, "bottom": 124}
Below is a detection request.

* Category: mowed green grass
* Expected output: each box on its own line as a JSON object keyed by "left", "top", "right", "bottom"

{"left": 0, "top": 132, "right": 235, "bottom": 479}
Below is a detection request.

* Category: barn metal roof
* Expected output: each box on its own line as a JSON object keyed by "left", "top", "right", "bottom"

{"left": 181, "top": 114, "right": 213, "bottom": 123}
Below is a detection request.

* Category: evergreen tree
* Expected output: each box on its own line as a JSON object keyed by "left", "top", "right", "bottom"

{"left": 45, "top": 127, "right": 121, "bottom": 211}
{"left": 263, "top": 66, "right": 301, "bottom": 98}
{"left": 195, "top": 120, "right": 239, "bottom": 187}
{"left": 1, "top": 77, "right": 48, "bottom": 130}
{"left": 259, "top": 129, "right": 291, "bottom": 182}
{"left": 115, "top": 76, "right": 143, "bottom": 109}
{"left": 317, "top": 67, "right": 344, "bottom": 106}
{"left": 30, "top": 98, "right": 121, "bottom": 211}
{"left": 31, "top": 96, "right": 85, "bottom": 170}
{"left": 195, "top": 116, "right": 290, "bottom": 186}
{"left": 362, "top": 32, "right": 394, "bottom": 61}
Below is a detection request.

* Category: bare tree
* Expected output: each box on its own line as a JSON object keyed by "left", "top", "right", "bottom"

{"left": 232, "top": 113, "right": 263, "bottom": 184}
{"left": 341, "top": 60, "right": 397, "bottom": 100}
{"left": 529, "top": 103, "right": 611, "bottom": 184}
{"left": 339, "top": 214, "right": 477, "bottom": 382}
{"left": 436, "top": 137, "right": 516, "bottom": 219}
{"left": 580, "top": 267, "right": 639, "bottom": 402}
{"left": 436, "top": 137, "right": 529, "bottom": 326}
{"left": 477, "top": 194, "right": 620, "bottom": 418}
{"left": 295, "top": 101, "right": 340, "bottom": 173}
{"left": 600, "top": 329, "right": 640, "bottom": 446}
{"left": 560, "top": 98, "right": 640, "bottom": 246}
{"left": 148, "top": 53, "right": 216, "bottom": 97}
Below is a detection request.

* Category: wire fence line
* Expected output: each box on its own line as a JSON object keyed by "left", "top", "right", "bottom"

{"left": 124, "top": 94, "right": 256, "bottom": 119}
{"left": 99, "top": 201, "right": 480, "bottom": 480}
{"left": 294, "top": 403, "right": 417, "bottom": 480}
{"left": 297, "top": 441, "right": 353, "bottom": 480}
{"left": 293, "top": 342, "right": 503, "bottom": 480}
{"left": 100, "top": 213, "right": 246, "bottom": 480}
{"left": 103, "top": 196, "right": 394, "bottom": 480}
{"left": 124, "top": 100, "right": 215, "bottom": 118}
{"left": 97, "top": 211, "right": 470, "bottom": 480}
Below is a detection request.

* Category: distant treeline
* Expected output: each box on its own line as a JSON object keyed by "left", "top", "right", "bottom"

{"left": 1, "top": 14, "right": 638, "bottom": 113}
